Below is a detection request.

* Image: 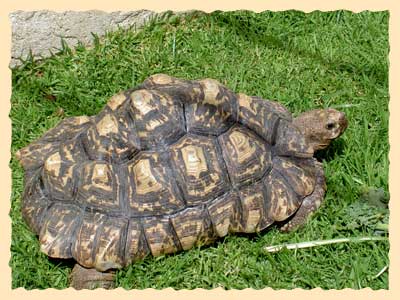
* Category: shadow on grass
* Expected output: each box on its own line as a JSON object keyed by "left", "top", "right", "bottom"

{"left": 48, "top": 257, "right": 76, "bottom": 268}
{"left": 315, "top": 138, "right": 347, "bottom": 162}
{"left": 210, "top": 11, "right": 388, "bottom": 83}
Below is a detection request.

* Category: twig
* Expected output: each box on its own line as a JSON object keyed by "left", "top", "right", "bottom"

{"left": 373, "top": 265, "right": 388, "bottom": 279}
{"left": 264, "top": 236, "right": 388, "bottom": 253}
{"left": 331, "top": 103, "right": 362, "bottom": 109}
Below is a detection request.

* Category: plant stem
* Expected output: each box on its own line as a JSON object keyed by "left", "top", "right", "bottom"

{"left": 265, "top": 236, "right": 388, "bottom": 253}
{"left": 373, "top": 265, "right": 389, "bottom": 279}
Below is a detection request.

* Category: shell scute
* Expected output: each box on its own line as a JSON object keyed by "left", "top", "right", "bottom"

{"left": 16, "top": 116, "right": 91, "bottom": 170}
{"left": 82, "top": 109, "right": 139, "bottom": 163}
{"left": 185, "top": 79, "right": 237, "bottom": 135}
{"left": 272, "top": 156, "right": 316, "bottom": 198}
{"left": 124, "top": 220, "right": 151, "bottom": 265}
{"left": 93, "top": 216, "right": 128, "bottom": 271}
{"left": 39, "top": 203, "right": 81, "bottom": 259}
{"left": 263, "top": 169, "right": 302, "bottom": 222}
{"left": 72, "top": 211, "right": 107, "bottom": 268}
{"left": 76, "top": 161, "right": 121, "bottom": 210}
{"left": 170, "top": 206, "right": 216, "bottom": 250}
{"left": 207, "top": 191, "right": 242, "bottom": 236}
{"left": 126, "top": 151, "right": 185, "bottom": 216}
{"left": 218, "top": 125, "right": 272, "bottom": 187}
{"left": 238, "top": 181, "right": 273, "bottom": 232}
{"left": 169, "top": 134, "right": 230, "bottom": 206}
{"left": 238, "top": 94, "right": 291, "bottom": 144}
{"left": 42, "top": 139, "right": 86, "bottom": 200}
{"left": 21, "top": 170, "right": 50, "bottom": 234}
{"left": 142, "top": 217, "right": 180, "bottom": 256}
{"left": 129, "top": 89, "right": 186, "bottom": 149}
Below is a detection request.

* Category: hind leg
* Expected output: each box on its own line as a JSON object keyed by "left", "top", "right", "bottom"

{"left": 279, "top": 161, "right": 326, "bottom": 232}
{"left": 69, "top": 264, "right": 116, "bottom": 290}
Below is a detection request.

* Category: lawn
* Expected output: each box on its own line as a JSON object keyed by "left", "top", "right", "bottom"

{"left": 10, "top": 10, "right": 389, "bottom": 289}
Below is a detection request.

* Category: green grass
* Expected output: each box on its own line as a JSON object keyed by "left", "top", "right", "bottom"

{"left": 10, "top": 10, "right": 389, "bottom": 289}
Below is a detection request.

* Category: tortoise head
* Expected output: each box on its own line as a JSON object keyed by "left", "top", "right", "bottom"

{"left": 293, "top": 108, "right": 348, "bottom": 151}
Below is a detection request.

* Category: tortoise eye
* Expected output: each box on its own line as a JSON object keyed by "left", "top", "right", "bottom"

{"left": 326, "top": 122, "right": 335, "bottom": 130}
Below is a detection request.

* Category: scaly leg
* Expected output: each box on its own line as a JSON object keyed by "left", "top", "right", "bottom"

{"left": 69, "top": 264, "right": 116, "bottom": 290}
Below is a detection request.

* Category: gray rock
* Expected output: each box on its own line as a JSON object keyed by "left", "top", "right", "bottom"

{"left": 9, "top": 10, "right": 156, "bottom": 68}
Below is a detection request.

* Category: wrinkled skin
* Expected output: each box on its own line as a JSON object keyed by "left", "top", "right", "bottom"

{"left": 293, "top": 108, "right": 348, "bottom": 151}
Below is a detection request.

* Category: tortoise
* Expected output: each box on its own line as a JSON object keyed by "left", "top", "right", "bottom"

{"left": 16, "top": 74, "right": 348, "bottom": 289}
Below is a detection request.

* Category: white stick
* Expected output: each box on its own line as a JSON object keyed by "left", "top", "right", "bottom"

{"left": 264, "top": 236, "right": 387, "bottom": 253}
{"left": 331, "top": 103, "right": 362, "bottom": 109}
{"left": 373, "top": 265, "right": 389, "bottom": 279}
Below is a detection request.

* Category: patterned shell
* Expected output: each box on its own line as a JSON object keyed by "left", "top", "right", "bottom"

{"left": 17, "top": 74, "right": 318, "bottom": 272}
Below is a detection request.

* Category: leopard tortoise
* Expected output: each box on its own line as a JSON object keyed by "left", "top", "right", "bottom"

{"left": 16, "top": 74, "right": 348, "bottom": 289}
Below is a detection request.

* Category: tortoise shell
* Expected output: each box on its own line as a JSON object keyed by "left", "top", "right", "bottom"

{"left": 17, "top": 74, "right": 320, "bottom": 272}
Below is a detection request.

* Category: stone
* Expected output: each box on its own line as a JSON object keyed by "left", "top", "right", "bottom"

{"left": 9, "top": 10, "right": 156, "bottom": 68}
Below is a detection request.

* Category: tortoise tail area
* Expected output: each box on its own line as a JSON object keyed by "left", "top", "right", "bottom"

{"left": 15, "top": 116, "right": 92, "bottom": 170}
{"left": 17, "top": 116, "right": 92, "bottom": 235}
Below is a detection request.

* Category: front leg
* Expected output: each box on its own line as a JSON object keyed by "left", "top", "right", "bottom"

{"left": 279, "top": 161, "right": 326, "bottom": 232}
